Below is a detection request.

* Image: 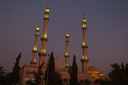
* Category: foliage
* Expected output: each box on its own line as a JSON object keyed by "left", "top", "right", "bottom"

{"left": 10, "top": 53, "right": 21, "bottom": 84}
{"left": 26, "top": 80, "right": 35, "bottom": 85}
{"left": 0, "top": 66, "right": 5, "bottom": 74}
{"left": 44, "top": 52, "right": 62, "bottom": 85}
{"left": 94, "top": 79, "right": 107, "bottom": 85}
{"left": 84, "top": 79, "right": 91, "bottom": 85}
{"left": 68, "top": 55, "right": 78, "bottom": 85}
{"left": 31, "top": 62, "right": 45, "bottom": 85}
{"left": 108, "top": 63, "right": 128, "bottom": 85}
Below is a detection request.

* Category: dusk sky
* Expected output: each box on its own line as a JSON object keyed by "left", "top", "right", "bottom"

{"left": 0, "top": 0, "right": 128, "bottom": 77}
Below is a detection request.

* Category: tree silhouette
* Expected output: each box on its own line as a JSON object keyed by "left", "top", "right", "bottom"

{"left": 84, "top": 79, "right": 91, "bottom": 85}
{"left": 44, "top": 52, "right": 62, "bottom": 85}
{"left": 9, "top": 53, "right": 21, "bottom": 85}
{"left": 68, "top": 55, "right": 78, "bottom": 85}
{"left": 94, "top": 79, "right": 107, "bottom": 85}
{"left": 108, "top": 63, "right": 128, "bottom": 85}
{"left": 31, "top": 62, "right": 45, "bottom": 85}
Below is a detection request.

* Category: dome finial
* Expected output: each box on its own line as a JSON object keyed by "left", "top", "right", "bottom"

{"left": 37, "top": 22, "right": 39, "bottom": 28}
{"left": 67, "top": 29, "right": 69, "bottom": 34}
{"left": 46, "top": 3, "right": 49, "bottom": 9}
{"left": 83, "top": 13, "right": 86, "bottom": 19}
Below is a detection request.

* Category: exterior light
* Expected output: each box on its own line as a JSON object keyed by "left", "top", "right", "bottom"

{"left": 65, "top": 52, "right": 68, "bottom": 55}
{"left": 88, "top": 71, "right": 99, "bottom": 73}
{"left": 36, "top": 28, "right": 39, "bottom": 30}
{"left": 66, "top": 34, "right": 69, "bottom": 36}
{"left": 100, "top": 74, "right": 103, "bottom": 76}
{"left": 83, "top": 42, "right": 85, "bottom": 45}
{"left": 33, "top": 47, "right": 37, "bottom": 51}
{"left": 82, "top": 55, "right": 87, "bottom": 59}
{"left": 65, "top": 64, "right": 68, "bottom": 66}
{"left": 83, "top": 24, "right": 86, "bottom": 27}
{"left": 34, "top": 59, "right": 36, "bottom": 62}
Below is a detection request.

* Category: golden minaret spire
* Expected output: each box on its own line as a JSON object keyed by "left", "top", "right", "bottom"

{"left": 38, "top": 4, "right": 50, "bottom": 65}
{"left": 65, "top": 30, "right": 70, "bottom": 70}
{"left": 80, "top": 14, "right": 89, "bottom": 78}
{"left": 30, "top": 23, "right": 40, "bottom": 66}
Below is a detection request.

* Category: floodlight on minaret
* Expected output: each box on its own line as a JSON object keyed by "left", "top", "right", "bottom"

{"left": 30, "top": 23, "right": 40, "bottom": 66}
{"left": 80, "top": 14, "right": 89, "bottom": 78}
{"left": 65, "top": 30, "right": 70, "bottom": 70}
{"left": 38, "top": 4, "right": 50, "bottom": 65}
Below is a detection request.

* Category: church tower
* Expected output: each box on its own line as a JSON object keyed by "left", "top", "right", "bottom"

{"left": 38, "top": 4, "right": 50, "bottom": 65}
{"left": 80, "top": 14, "right": 89, "bottom": 78}
{"left": 30, "top": 23, "right": 40, "bottom": 66}
{"left": 65, "top": 30, "right": 70, "bottom": 70}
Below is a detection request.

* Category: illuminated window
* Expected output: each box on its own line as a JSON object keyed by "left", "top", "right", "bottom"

{"left": 24, "top": 77, "right": 29, "bottom": 83}
{"left": 32, "top": 78, "right": 36, "bottom": 83}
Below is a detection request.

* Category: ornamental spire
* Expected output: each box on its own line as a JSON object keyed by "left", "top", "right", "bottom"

{"left": 83, "top": 13, "right": 86, "bottom": 19}
{"left": 46, "top": 3, "right": 49, "bottom": 9}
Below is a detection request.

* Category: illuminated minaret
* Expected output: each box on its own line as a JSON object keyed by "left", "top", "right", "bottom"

{"left": 30, "top": 23, "right": 40, "bottom": 66}
{"left": 80, "top": 14, "right": 89, "bottom": 78}
{"left": 65, "top": 30, "right": 70, "bottom": 70}
{"left": 38, "top": 4, "right": 50, "bottom": 65}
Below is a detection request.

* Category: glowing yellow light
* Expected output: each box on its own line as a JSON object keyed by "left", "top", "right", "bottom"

{"left": 33, "top": 47, "right": 37, "bottom": 51}
{"left": 34, "top": 59, "right": 36, "bottom": 62}
{"left": 83, "top": 42, "right": 85, "bottom": 45}
{"left": 66, "top": 34, "right": 69, "bottom": 36}
{"left": 65, "top": 64, "right": 68, "bottom": 66}
{"left": 36, "top": 28, "right": 39, "bottom": 30}
{"left": 65, "top": 52, "right": 68, "bottom": 55}
{"left": 43, "top": 49, "right": 46, "bottom": 52}
{"left": 41, "top": 49, "right": 46, "bottom": 52}
{"left": 45, "top": 9, "right": 49, "bottom": 12}
{"left": 83, "top": 24, "right": 86, "bottom": 27}
{"left": 82, "top": 55, "right": 87, "bottom": 59}
{"left": 45, "top": 15, "right": 49, "bottom": 18}
{"left": 88, "top": 71, "right": 99, "bottom": 73}
{"left": 100, "top": 74, "right": 103, "bottom": 76}
{"left": 42, "top": 34, "right": 47, "bottom": 38}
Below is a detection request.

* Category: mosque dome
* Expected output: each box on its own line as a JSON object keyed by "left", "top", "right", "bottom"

{"left": 88, "top": 65, "right": 99, "bottom": 73}
{"left": 54, "top": 58, "right": 64, "bottom": 69}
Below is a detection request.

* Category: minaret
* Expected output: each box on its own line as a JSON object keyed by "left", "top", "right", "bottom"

{"left": 80, "top": 14, "right": 89, "bottom": 78}
{"left": 38, "top": 4, "right": 50, "bottom": 65}
{"left": 64, "top": 30, "right": 70, "bottom": 70}
{"left": 30, "top": 23, "right": 40, "bottom": 66}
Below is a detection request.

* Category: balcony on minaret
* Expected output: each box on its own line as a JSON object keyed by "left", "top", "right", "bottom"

{"left": 41, "top": 35, "right": 48, "bottom": 41}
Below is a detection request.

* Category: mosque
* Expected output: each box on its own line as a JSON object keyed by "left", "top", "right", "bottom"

{"left": 19, "top": 4, "right": 104, "bottom": 85}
